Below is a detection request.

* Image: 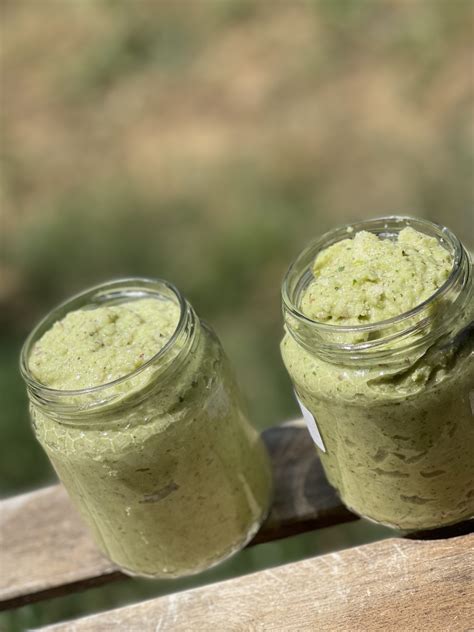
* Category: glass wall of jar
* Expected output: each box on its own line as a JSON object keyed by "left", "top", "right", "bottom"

{"left": 281, "top": 217, "right": 473, "bottom": 531}
{"left": 21, "top": 278, "right": 272, "bottom": 578}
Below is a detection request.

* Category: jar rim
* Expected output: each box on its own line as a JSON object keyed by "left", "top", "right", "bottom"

{"left": 20, "top": 277, "right": 188, "bottom": 397}
{"left": 281, "top": 215, "right": 467, "bottom": 352}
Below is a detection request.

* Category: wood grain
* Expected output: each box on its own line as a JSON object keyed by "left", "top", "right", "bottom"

{"left": 0, "top": 421, "right": 356, "bottom": 610}
{"left": 36, "top": 534, "right": 474, "bottom": 632}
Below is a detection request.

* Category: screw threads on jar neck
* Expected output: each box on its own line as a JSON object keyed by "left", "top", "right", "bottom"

{"left": 282, "top": 216, "right": 473, "bottom": 366}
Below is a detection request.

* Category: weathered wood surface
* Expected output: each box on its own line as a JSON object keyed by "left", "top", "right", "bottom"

{"left": 37, "top": 534, "right": 474, "bottom": 632}
{"left": 0, "top": 421, "right": 356, "bottom": 610}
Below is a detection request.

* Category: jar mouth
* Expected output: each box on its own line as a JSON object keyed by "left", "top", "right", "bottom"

{"left": 20, "top": 277, "right": 188, "bottom": 397}
{"left": 282, "top": 215, "right": 466, "bottom": 352}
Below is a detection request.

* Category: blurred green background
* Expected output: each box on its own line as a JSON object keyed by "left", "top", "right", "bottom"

{"left": 1, "top": 0, "right": 473, "bottom": 629}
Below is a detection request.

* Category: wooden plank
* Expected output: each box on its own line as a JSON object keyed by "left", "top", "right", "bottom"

{"left": 36, "top": 534, "right": 474, "bottom": 632}
{"left": 0, "top": 421, "right": 356, "bottom": 610}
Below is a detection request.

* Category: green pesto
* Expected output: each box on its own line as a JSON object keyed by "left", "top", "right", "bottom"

{"left": 29, "top": 299, "right": 181, "bottom": 391}
{"left": 301, "top": 228, "right": 452, "bottom": 326}
{"left": 282, "top": 227, "right": 473, "bottom": 530}
{"left": 29, "top": 298, "right": 272, "bottom": 577}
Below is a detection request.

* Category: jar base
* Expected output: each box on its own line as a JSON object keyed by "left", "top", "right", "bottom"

{"left": 340, "top": 497, "right": 473, "bottom": 533}
{"left": 114, "top": 499, "right": 273, "bottom": 580}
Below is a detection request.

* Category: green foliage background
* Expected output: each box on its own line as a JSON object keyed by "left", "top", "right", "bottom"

{"left": 1, "top": 0, "right": 472, "bottom": 629}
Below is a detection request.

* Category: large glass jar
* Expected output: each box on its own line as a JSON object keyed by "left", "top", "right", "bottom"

{"left": 281, "top": 217, "right": 473, "bottom": 531}
{"left": 21, "top": 278, "right": 272, "bottom": 578}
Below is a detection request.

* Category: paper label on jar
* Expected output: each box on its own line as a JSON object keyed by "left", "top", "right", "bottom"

{"left": 295, "top": 392, "right": 326, "bottom": 453}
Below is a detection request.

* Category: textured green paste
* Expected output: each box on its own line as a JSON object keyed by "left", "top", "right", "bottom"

{"left": 30, "top": 298, "right": 272, "bottom": 577}
{"left": 282, "top": 228, "right": 473, "bottom": 530}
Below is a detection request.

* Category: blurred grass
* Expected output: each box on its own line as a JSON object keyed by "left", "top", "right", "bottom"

{"left": 1, "top": 0, "right": 473, "bottom": 628}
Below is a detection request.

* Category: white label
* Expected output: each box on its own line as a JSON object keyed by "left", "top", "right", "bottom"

{"left": 295, "top": 393, "right": 326, "bottom": 453}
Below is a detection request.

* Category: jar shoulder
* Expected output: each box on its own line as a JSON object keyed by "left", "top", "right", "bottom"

{"left": 281, "top": 331, "right": 473, "bottom": 405}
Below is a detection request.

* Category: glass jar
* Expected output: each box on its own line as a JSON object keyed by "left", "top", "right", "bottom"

{"left": 281, "top": 217, "right": 473, "bottom": 531}
{"left": 21, "top": 278, "right": 272, "bottom": 578}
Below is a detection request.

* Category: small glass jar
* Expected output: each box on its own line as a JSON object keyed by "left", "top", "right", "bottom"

{"left": 281, "top": 217, "right": 473, "bottom": 531}
{"left": 21, "top": 278, "right": 272, "bottom": 578}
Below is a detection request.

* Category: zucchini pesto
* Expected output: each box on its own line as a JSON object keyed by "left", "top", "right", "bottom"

{"left": 23, "top": 281, "right": 272, "bottom": 578}
{"left": 281, "top": 219, "right": 473, "bottom": 530}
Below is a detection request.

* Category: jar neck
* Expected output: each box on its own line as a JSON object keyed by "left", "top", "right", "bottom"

{"left": 282, "top": 217, "right": 473, "bottom": 367}
{"left": 21, "top": 278, "right": 200, "bottom": 422}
